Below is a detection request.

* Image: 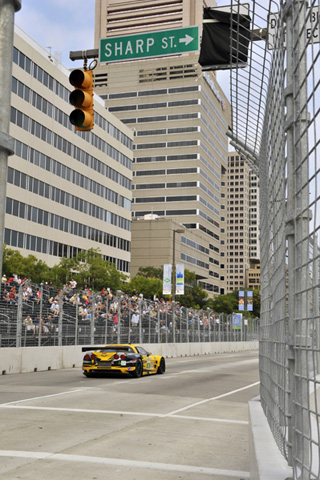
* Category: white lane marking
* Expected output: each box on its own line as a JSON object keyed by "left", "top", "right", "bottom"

{"left": 0, "top": 388, "right": 88, "bottom": 407}
{"left": 0, "top": 450, "right": 250, "bottom": 478}
{"left": 165, "top": 381, "right": 260, "bottom": 416}
{"left": 0, "top": 405, "right": 248, "bottom": 424}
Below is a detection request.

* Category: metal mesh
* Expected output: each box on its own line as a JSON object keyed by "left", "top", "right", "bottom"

{"left": 0, "top": 282, "right": 258, "bottom": 348}
{"left": 227, "top": 0, "right": 320, "bottom": 477}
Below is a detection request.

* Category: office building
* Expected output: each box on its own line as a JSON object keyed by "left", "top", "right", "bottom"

{"left": 223, "top": 153, "right": 260, "bottom": 292}
{"left": 93, "top": 0, "right": 230, "bottom": 295}
{"left": 7, "top": 27, "right": 133, "bottom": 273}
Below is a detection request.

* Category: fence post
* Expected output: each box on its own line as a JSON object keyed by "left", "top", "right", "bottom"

{"left": 117, "top": 294, "right": 121, "bottom": 344}
{"left": 104, "top": 297, "right": 108, "bottom": 344}
{"left": 75, "top": 294, "right": 79, "bottom": 345}
{"left": 157, "top": 307, "right": 160, "bottom": 344}
{"left": 16, "top": 282, "right": 24, "bottom": 348}
{"left": 284, "top": 1, "right": 311, "bottom": 473}
{"left": 186, "top": 308, "right": 189, "bottom": 343}
{"left": 90, "top": 294, "right": 95, "bottom": 345}
{"left": 38, "top": 285, "right": 43, "bottom": 347}
{"left": 138, "top": 300, "right": 142, "bottom": 343}
{"left": 197, "top": 310, "right": 201, "bottom": 342}
{"left": 148, "top": 302, "right": 151, "bottom": 343}
{"left": 58, "top": 290, "right": 63, "bottom": 347}
{"left": 165, "top": 304, "right": 168, "bottom": 343}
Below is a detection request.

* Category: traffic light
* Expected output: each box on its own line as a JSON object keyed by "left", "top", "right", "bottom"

{"left": 69, "top": 69, "right": 94, "bottom": 131}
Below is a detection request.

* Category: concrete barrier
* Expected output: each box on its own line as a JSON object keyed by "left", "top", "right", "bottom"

{"left": 249, "top": 397, "right": 292, "bottom": 480}
{"left": 0, "top": 341, "right": 258, "bottom": 375}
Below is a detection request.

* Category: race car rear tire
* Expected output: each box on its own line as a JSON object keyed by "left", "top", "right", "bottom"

{"left": 83, "top": 371, "right": 94, "bottom": 377}
{"left": 157, "top": 357, "right": 166, "bottom": 374}
{"left": 131, "top": 359, "right": 142, "bottom": 378}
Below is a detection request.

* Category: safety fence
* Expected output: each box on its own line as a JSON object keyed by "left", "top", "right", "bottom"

{"left": 228, "top": 1, "right": 320, "bottom": 479}
{"left": 0, "top": 281, "right": 259, "bottom": 348}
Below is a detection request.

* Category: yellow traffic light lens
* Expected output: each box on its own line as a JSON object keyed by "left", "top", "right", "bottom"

{"left": 69, "top": 69, "right": 92, "bottom": 88}
{"left": 70, "top": 90, "right": 92, "bottom": 108}
{"left": 70, "top": 109, "right": 93, "bottom": 128}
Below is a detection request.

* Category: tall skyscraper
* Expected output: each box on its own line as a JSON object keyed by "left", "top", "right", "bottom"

{"left": 93, "top": 0, "right": 230, "bottom": 295}
{"left": 223, "top": 153, "right": 260, "bottom": 292}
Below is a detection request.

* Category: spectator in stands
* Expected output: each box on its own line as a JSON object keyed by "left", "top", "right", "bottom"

{"left": 22, "top": 288, "right": 28, "bottom": 302}
{"left": 70, "top": 278, "right": 77, "bottom": 294}
{"left": 40, "top": 316, "right": 50, "bottom": 334}
{"left": 33, "top": 315, "right": 41, "bottom": 334}
{"left": 112, "top": 312, "right": 118, "bottom": 332}
{"left": 1, "top": 274, "right": 6, "bottom": 287}
{"left": 82, "top": 307, "right": 88, "bottom": 320}
{"left": 50, "top": 299, "right": 59, "bottom": 316}
{"left": 34, "top": 288, "right": 41, "bottom": 304}
{"left": 2, "top": 289, "right": 10, "bottom": 303}
{"left": 26, "top": 284, "right": 32, "bottom": 300}
{"left": 46, "top": 314, "right": 53, "bottom": 331}
{"left": 8, "top": 287, "right": 17, "bottom": 305}
{"left": 131, "top": 309, "right": 139, "bottom": 328}
{"left": 23, "top": 315, "right": 34, "bottom": 333}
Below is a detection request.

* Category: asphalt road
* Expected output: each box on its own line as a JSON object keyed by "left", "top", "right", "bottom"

{"left": 0, "top": 350, "right": 259, "bottom": 480}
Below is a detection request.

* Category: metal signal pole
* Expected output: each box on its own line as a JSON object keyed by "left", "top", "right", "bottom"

{"left": 0, "top": 0, "right": 21, "bottom": 278}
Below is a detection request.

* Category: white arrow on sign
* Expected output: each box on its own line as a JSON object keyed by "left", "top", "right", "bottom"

{"left": 179, "top": 34, "right": 194, "bottom": 46}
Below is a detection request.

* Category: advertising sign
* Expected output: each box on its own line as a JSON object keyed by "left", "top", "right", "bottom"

{"left": 232, "top": 313, "right": 242, "bottom": 330}
{"left": 163, "top": 264, "right": 172, "bottom": 295}
{"left": 175, "top": 264, "right": 185, "bottom": 295}
{"left": 238, "top": 291, "right": 245, "bottom": 311}
{"left": 247, "top": 290, "right": 253, "bottom": 311}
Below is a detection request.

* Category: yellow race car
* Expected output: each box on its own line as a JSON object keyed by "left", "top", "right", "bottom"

{"left": 82, "top": 344, "right": 166, "bottom": 378}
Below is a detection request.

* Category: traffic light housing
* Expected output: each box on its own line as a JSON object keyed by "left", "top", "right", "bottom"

{"left": 69, "top": 69, "right": 94, "bottom": 131}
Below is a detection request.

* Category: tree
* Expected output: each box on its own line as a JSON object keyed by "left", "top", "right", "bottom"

{"left": 126, "top": 267, "right": 207, "bottom": 307}
{"left": 206, "top": 292, "right": 238, "bottom": 314}
{"left": 71, "top": 248, "right": 126, "bottom": 291}
{"left": 2, "top": 245, "right": 50, "bottom": 283}
{"left": 136, "top": 266, "right": 163, "bottom": 279}
{"left": 123, "top": 275, "right": 163, "bottom": 299}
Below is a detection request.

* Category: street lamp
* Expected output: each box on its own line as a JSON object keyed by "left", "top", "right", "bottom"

{"left": 172, "top": 228, "right": 185, "bottom": 302}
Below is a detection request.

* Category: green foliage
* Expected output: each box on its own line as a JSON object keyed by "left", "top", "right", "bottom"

{"left": 136, "top": 266, "right": 163, "bottom": 279}
{"left": 2, "top": 246, "right": 260, "bottom": 315}
{"left": 251, "top": 289, "right": 261, "bottom": 317}
{"left": 123, "top": 275, "right": 163, "bottom": 299}
{"left": 206, "top": 288, "right": 260, "bottom": 316}
{"left": 2, "top": 245, "right": 125, "bottom": 291}
{"left": 206, "top": 292, "right": 238, "bottom": 314}
{"left": 175, "top": 270, "right": 208, "bottom": 308}
{"left": 125, "top": 267, "right": 208, "bottom": 308}
{"left": 2, "top": 245, "right": 50, "bottom": 284}
{"left": 66, "top": 248, "right": 126, "bottom": 291}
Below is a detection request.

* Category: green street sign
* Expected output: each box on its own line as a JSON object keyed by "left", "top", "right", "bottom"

{"left": 99, "top": 26, "right": 200, "bottom": 63}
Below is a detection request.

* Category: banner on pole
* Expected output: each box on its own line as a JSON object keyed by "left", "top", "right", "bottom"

{"left": 247, "top": 290, "right": 253, "bottom": 311}
{"left": 232, "top": 313, "right": 242, "bottom": 329}
{"left": 239, "top": 290, "right": 245, "bottom": 311}
{"left": 163, "top": 264, "right": 172, "bottom": 295}
{"left": 175, "top": 264, "right": 185, "bottom": 295}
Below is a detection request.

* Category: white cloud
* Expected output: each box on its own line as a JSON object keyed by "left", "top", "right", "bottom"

{"left": 15, "top": 0, "right": 95, "bottom": 67}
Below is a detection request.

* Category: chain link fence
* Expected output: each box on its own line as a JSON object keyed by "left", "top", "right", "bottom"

{"left": 228, "top": 1, "right": 320, "bottom": 478}
{"left": 0, "top": 281, "right": 258, "bottom": 348}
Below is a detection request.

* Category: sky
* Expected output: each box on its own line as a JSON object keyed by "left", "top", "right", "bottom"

{"left": 14, "top": 0, "right": 229, "bottom": 69}
{"left": 15, "top": 0, "right": 96, "bottom": 68}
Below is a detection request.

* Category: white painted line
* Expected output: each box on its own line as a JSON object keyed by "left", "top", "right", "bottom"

{"left": 0, "top": 405, "right": 248, "bottom": 424}
{"left": 0, "top": 388, "right": 87, "bottom": 407}
{"left": 166, "top": 381, "right": 260, "bottom": 416}
{"left": 0, "top": 450, "right": 250, "bottom": 478}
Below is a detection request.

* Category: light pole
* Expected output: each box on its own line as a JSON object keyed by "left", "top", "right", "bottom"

{"left": 172, "top": 228, "right": 184, "bottom": 302}
{"left": 0, "top": 0, "right": 21, "bottom": 279}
